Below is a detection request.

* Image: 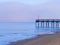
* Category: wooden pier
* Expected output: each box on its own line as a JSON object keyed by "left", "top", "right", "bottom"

{"left": 35, "top": 19, "right": 60, "bottom": 28}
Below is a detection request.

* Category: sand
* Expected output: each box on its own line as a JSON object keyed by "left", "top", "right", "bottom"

{"left": 8, "top": 33, "right": 60, "bottom": 45}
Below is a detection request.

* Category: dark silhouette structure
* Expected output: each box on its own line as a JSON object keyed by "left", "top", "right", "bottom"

{"left": 35, "top": 19, "right": 60, "bottom": 28}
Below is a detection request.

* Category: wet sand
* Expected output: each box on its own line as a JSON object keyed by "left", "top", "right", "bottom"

{"left": 8, "top": 33, "right": 60, "bottom": 45}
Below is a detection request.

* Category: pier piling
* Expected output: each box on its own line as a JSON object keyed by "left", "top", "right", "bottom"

{"left": 35, "top": 19, "right": 60, "bottom": 28}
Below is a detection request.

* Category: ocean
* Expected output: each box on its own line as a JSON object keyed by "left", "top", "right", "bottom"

{"left": 0, "top": 22, "right": 60, "bottom": 45}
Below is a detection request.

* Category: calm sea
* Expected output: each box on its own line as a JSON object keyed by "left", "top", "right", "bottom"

{"left": 0, "top": 22, "right": 60, "bottom": 45}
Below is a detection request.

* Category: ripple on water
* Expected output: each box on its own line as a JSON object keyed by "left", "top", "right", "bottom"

{"left": 0, "top": 35, "right": 4, "bottom": 37}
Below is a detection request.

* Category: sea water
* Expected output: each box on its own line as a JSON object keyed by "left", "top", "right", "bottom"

{"left": 0, "top": 22, "right": 60, "bottom": 45}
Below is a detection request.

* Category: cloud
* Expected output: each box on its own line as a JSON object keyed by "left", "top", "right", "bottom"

{"left": 0, "top": 0, "right": 60, "bottom": 22}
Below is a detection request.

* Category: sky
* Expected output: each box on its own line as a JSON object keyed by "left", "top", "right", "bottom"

{"left": 0, "top": 0, "right": 60, "bottom": 22}
{"left": 0, "top": 0, "right": 49, "bottom": 4}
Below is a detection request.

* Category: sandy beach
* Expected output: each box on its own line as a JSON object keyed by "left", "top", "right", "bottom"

{"left": 8, "top": 32, "right": 60, "bottom": 45}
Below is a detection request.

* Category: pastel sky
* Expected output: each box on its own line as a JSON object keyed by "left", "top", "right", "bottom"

{"left": 0, "top": 0, "right": 60, "bottom": 22}
{"left": 0, "top": 0, "right": 49, "bottom": 4}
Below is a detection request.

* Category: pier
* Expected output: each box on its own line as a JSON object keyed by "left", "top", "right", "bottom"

{"left": 35, "top": 19, "right": 60, "bottom": 28}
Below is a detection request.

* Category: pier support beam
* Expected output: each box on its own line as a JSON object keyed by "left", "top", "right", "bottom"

{"left": 41, "top": 22, "right": 44, "bottom": 28}
{"left": 36, "top": 22, "right": 39, "bottom": 28}
{"left": 46, "top": 22, "right": 49, "bottom": 28}
{"left": 56, "top": 22, "right": 59, "bottom": 28}
{"left": 35, "top": 19, "right": 60, "bottom": 28}
{"left": 51, "top": 22, "right": 54, "bottom": 28}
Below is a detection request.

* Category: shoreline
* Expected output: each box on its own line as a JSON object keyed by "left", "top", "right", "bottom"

{"left": 8, "top": 32, "right": 60, "bottom": 45}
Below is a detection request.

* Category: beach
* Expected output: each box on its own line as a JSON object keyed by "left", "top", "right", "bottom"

{"left": 8, "top": 32, "right": 60, "bottom": 45}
